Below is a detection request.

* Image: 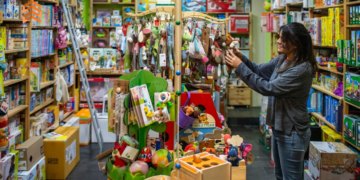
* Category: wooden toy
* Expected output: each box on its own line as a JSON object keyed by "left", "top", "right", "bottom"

{"left": 171, "top": 152, "right": 231, "bottom": 180}
{"left": 146, "top": 175, "right": 171, "bottom": 180}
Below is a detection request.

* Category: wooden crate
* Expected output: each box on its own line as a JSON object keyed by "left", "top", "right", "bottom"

{"left": 171, "top": 152, "right": 231, "bottom": 180}
{"left": 227, "top": 86, "right": 251, "bottom": 106}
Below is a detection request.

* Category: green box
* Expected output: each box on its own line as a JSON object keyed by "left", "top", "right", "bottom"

{"left": 356, "top": 6, "right": 359, "bottom": 24}
{"left": 344, "top": 40, "right": 351, "bottom": 65}
{"left": 345, "top": 71, "right": 360, "bottom": 107}
{"left": 344, "top": 115, "right": 360, "bottom": 146}
{"left": 357, "top": 31, "right": 360, "bottom": 67}
{"left": 337, "top": 40, "right": 344, "bottom": 63}
{"left": 352, "top": 31, "right": 357, "bottom": 66}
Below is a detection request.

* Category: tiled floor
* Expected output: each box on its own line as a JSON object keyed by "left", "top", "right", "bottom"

{"left": 67, "top": 108, "right": 276, "bottom": 180}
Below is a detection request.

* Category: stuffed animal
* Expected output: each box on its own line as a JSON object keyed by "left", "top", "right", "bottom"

{"left": 226, "top": 33, "right": 239, "bottom": 49}
{"left": 182, "top": 106, "right": 194, "bottom": 116}
{"left": 227, "top": 146, "right": 241, "bottom": 166}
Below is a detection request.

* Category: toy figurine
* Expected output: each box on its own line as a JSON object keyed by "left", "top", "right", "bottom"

{"left": 138, "top": 147, "right": 152, "bottom": 163}
{"left": 223, "top": 134, "right": 231, "bottom": 154}
{"left": 227, "top": 146, "right": 240, "bottom": 166}
{"left": 55, "top": 27, "right": 68, "bottom": 48}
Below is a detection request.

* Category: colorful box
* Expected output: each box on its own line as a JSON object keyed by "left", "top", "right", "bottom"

{"left": 345, "top": 72, "right": 360, "bottom": 107}
{"left": 182, "top": 0, "right": 206, "bottom": 12}
{"left": 44, "top": 105, "right": 59, "bottom": 129}
{"left": 0, "top": 151, "right": 19, "bottom": 180}
{"left": 17, "top": 157, "right": 46, "bottom": 180}
{"left": 352, "top": 31, "right": 357, "bottom": 66}
{"left": 93, "top": 18, "right": 103, "bottom": 26}
{"left": 344, "top": 115, "right": 360, "bottom": 146}
{"left": 30, "top": 62, "right": 41, "bottom": 92}
{"left": 110, "top": 15, "right": 122, "bottom": 26}
{"left": 229, "top": 15, "right": 249, "bottom": 33}
{"left": 320, "top": 125, "right": 342, "bottom": 142}
{"left": 337, "top": 40, "right": 343, "bottom": 63}
{"left": 309, "top": 142, "right": 357, "bottom": 180}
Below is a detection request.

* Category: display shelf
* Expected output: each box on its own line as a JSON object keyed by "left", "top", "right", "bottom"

{"left": 92, "top": 26, "right": 118, "bottom": 28}
{"left": 346, "top": 1, "right": 360, "bottom": 5}
{"left": 93, "top": 2, "right": 135, "bottom": 4}
{"left": 77, "top": 71, "right": 124, "bottom": 75}
{"left": 63, "top": 110, "right": 74, "bottom": 121}
{"left": 31, "top": 53, "right": 56, "bottom": 59}
{"left": 36, "top": 0, "right": 57, "bottom": 4}
{"left": 2, "top": 19, "right": 22, "bottom": 22}
{"left": 5, "top": 48, "right": 29, "bottom": 54}
{"left": 345, "top": 140, "right": 360, "bottom": 151}
{"left": 313, "top": 44, "right": 336, "bottom": 48}
{"left": 40, "top": 81, "right": 55, "bottom": 89}
{"left": 317, "top": 66, "right": 343, "bottom": 75}
{"left": 30, "top": 99, "right": 54, "bottom": 115}
{"left": 287, "top": 2, "right": 303, "bottom": 6}
{"left": 58, "top": 61, "right": 74, "bottom": 68}
{"left": 346, "top": 24, "right": 360, "bottom": 28}
{"left": 8, "top": 105, "right": 28, "bottom": 118}
{"left": 4, "top": 77, "right": 28, "bottom": 87}
{"left": 310, "top": 112, "right": 338, "bottom": 133}
{"left": 32, "top": 26, "right": 56, "bottom": 29}
{"left": 314, "top": 4, "right": 344, "bottom": 9}
{"left": 272, "top": 7, "right": 285, "bottom": 11}
{"left": 344, "top": 101, "right": 360, "bottom": 109}
{"left": 311, "top": 84, "right": 342, "bottom": 100}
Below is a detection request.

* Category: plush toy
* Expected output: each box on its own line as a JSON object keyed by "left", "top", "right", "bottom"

{"left": 223, "top": 134, "right": 231, "bottom": 154}
{"left": 226, "top": 33, "right": 239, "bottom": 49}
{"left": 182, "top": 106, "right": 194, "bottom": 116}
{"left": 75, "top": 29, "right": 82, "bottom": 45}
{"left": 227, "top": 146, "right": 241, "bottom": 166}
{"left": 55, "top": 27, "right": 68, "bottom": 48}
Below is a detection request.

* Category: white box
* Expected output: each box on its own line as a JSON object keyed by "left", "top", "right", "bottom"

{"left": 80, "top": 119, "right": 91, "bottom": 145}
{"left": 67, "top": 64, "right": 74, "bottom": 86}
{"left": 0, "top": 152, "right": 17, "bottom": 180}
{"left": 18, "top": 157, "right": 45, "bottom": 180}
{"left": 91, "top": 113, "right": 116, "bottom": 143}
{"left": 309, "top": 142, "right": 357, "bottom": 180}
{"left": 64, "top": 117, "right": 80, "bottom": 127}
{"left": 304, "top": 170, "right": 314, "bottom": 180}
{"left": 7, "top": 129, "right": 21, "bottom": 154}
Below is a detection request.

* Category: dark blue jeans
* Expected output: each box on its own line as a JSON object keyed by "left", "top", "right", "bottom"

{"left": 272, "top": 128, "right": 311, "bottom": 180}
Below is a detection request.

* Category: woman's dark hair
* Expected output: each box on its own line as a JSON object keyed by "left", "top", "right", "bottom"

{"left": 277, "top": 22, "right": 318, "bottom": 74}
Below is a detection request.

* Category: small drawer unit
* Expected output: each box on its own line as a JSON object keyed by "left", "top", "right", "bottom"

{"left": 228, "top": 86, "right": 251, "bottom": 106}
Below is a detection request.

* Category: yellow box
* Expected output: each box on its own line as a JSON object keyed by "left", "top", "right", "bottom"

{"left": 44, "top": 105, "right": 59, "bottom": 129}
{"left": 321, "top": 126, "right": 342, "bottom": 142}
{"left": 328, "top": 8, "right": 334, "bottom": 46}
{"left": 44, "top": 127, "right": 80, "bottom": 180}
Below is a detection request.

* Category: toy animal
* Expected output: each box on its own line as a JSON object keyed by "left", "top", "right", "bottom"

{"left": 227, "top": 146, "right": 240, "bottom": 166}
{"left": 55, "top": 27, "right": 68, "bottom": 48}
{"left": 182, "top": 106, "right": 194, "bottom": 116}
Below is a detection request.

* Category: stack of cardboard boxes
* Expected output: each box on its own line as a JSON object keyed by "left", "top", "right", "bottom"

{"left": 8, "top": 126, "right": 80, "bottom": 180}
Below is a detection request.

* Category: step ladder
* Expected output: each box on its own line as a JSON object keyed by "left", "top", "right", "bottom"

{"left": 61, "top": 0, "right": 104, "bottom": 153}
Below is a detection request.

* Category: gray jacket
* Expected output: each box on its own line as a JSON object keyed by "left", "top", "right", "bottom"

{"left": 235, "top": 55, "right": 313, "bottom": 136}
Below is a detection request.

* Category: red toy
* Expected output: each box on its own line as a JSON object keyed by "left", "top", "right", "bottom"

{"left": 207, "top": 0, "right": 236, "bottom": 12}
{"left": 138, "top": 147, "right": 152, "bottom": 163}
{"left": 164, "top": 121, "right": 175, "bottom": 150}
{"left": 223, "top": 134, "right": 231, "bottom": 154}
{"left": 180, "top": 92, "right": 222, "bottom": 129}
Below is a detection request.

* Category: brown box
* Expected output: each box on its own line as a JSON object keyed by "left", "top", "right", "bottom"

{"left": 44, "top": 126, "right": 80, "bottom": 179}
{"left": 16, "top": 136, "right": 44, "bottom": 171}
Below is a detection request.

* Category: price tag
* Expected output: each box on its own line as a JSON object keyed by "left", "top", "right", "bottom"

{"left": 188, "top": 134, "right": 195, "bottom": 142}
{"left": 159, "top": 54, "right": 166, "bottom": 67}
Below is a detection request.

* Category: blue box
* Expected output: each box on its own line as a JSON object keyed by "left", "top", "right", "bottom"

{"left": 317, "top": 92, "right": 323, "bottom": 114}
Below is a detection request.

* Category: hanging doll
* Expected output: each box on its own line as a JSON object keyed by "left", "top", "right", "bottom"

{"left": 166, "top": 16, "right": 175, "bottom": 77}
{"left": 182, "top": 29, "right": 192, "bottom": 76}
{"left": 150, "top": 25, "right": 160, "bottom": 75}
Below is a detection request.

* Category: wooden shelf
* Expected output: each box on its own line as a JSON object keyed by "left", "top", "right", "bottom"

{"left": 30, "top": 99, "right": 54, "bottom": 115}
{"left": 8, "top": 105, "right": 28, "bottom": 118}
{"left": 4, "top": 77, "right": 28, "bottom": 87}
{"left": 3, "top": 19, "right": 22, "bottom": 22}
{"left": 238, "top": 48, "right": 250, "bottom": 50}
{"left": 346, "top": 24, "right": 360, "bottom": 28}
{"left": 63, "top": 110, "right": 74, "bottom": 121}
{"left": 67, "top": 84, "right": 74, "bottom": 88}
{"left": 345, "top": 140, "right": 360, "bottom": 151}
{"left": 314, "top": 4, "right": 344, "bottom": 10}
{"left": 78, "top": 71, "right": 124, "bottom": 75}
{"left": 272, "top": 7, "right": 286, "bottom": 11}
{"left": 345, "top": 101, "right": 360, "bottom": 109}
{"left": 31, "top": 53, "right": 56, "bottom": 59}
{"left": 317, "top": 66, "right": 343, "bottom": 75}
{"left": 310, "top": 112, "right": 338, "bottom": 132}
{"left": 32, "top": 26, "right": 56, "bottom": 29}
{"left": 5, "top": 48, "right": 29, "bottom": 54}
{"left": 346, "top": 1, "right": 360, "bottom": 6}
{"left": 93, "top": 2, "right": 135, "bottom": 4}
{"left": 36, "top": 0, "right": 57, "bottom": 4}
{"left": 313, "top": 44, "right": 336, "bottom": 48}
{"left": 40, "top": 81, "right": 55, "bottom": 89}
{"left": 58, "top": 61, "right": 73, "bottom": 69}
{"left": 287, "top": 2, "right": 303, "bottom": 6}
{"left": 92, "top": 26, "right": 118, "bottom": 28}
{"left": 311, "top": 84, "right": 342, "bottom": 100}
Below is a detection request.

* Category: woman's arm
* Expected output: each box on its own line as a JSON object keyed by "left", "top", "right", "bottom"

{"left": 235, "top": 62, "right": 311, "bottom": 97}
{"left": 233, "top": 50, "right": 280, "bottom": 81}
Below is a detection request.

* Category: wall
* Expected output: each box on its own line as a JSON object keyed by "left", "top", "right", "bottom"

{"left": 250, "top": 0, "right": 266, "bottom": 107}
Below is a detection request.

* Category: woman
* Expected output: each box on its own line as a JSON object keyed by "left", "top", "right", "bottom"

{"left": 225, "top": 22, "right": 317, "bottom": 180}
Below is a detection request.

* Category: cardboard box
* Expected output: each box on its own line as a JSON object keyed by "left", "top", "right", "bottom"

{"left": 18, "top": 157, "right": 45, "bottom": 180}
{"left": 16, "top": 136, "right": 44, "bottom": 171}
{"left": 309, "top": 142, "right": 357, "bottom": 180}
{"left": 44, "top": 126, "right": 80, "bottom": 179}
{"left": 0, "top": 151, "right": 19, "bottom": 180}
{"left": 344, "top": 115, "right": 360, "bottom": 146}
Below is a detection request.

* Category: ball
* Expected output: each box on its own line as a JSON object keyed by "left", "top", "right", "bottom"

{"left": 130, "top": 161, "right": 149, "bottom": 175}
{"left": 175, "top": 163, "right": 181, "bottom": 169}
{"left": 152, "top": 149, "right": 172, "bottom": 168}
{"left": 263, "top": 0, "right": 271, "bottom": 12}
{"left": 176, "top": 70, "right": 181, "bottom": 76}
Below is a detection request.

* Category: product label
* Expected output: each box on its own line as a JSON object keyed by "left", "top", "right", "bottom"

{"left": 66, "top": 139, "right": 76, "bottom": 165}
{"left": 18, "top": 161, "right": 26, "bottom": 171}
{"left": 159, "top": 54, "right": 166, "bottom": 67}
